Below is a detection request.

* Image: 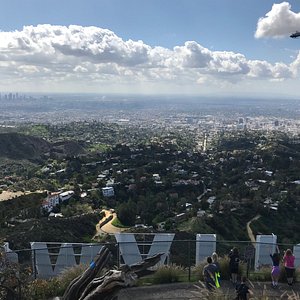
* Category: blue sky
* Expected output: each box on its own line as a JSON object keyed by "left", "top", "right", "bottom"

{"left": 1, "top": 0, "right": 300, "bottom": 97}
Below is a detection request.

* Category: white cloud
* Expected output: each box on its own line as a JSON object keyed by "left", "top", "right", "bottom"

{"left": 255, "top": 2, "right": 300, "bottom": 38}
{"left": 174, "top": 41, "right": 212, "bottom": 68}
{"left": 0, "top": 24, "right": 298, "bottom": 94}
{"left": 209, "top": 51, "right": 250, "bottom": 75}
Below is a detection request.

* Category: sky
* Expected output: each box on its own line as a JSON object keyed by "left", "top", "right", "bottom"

{"left": 1, "top": 0, "right": 300, "bottom": 97}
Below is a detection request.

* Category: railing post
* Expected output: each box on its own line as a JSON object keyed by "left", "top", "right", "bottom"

{"left": 117, "top": 242, "right": 120, "bottom": 268}
{"left": 188, "top": 240, "right": 191, "bottom": 282}
{"left": 33, "top": 249, "right": 37, "bottom": 279}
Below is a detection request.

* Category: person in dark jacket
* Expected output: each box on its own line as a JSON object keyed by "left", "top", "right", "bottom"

{"left": 235, "top": 276, "right": 252, "bottom": 300}
{"left": 229, "top": 247, "right": 239, "bottom": 284}
{"left": 202, "top": 256, "right": 217, "bottom": 290}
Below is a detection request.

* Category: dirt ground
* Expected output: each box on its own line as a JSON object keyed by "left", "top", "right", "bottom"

{"left": 0, "top": 190, "right": 44, "bottom": 201}
{"left": 0, "top": 190, "right": 26, "bottom": 201}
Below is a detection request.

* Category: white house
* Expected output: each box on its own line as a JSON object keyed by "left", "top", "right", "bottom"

{"left": 207, "top": 196, "right": 216, "bottom": 207}
{"left": 102, "top": 187, "right": 114, "bottom": 197}
{"left": 59, "top": 190, "right": 74, "bottom": 202}
{"left": 48, "top": 193, "right": 60, "bottom": 206}
{"left": 42, "top": 190, "right": 74, "bottom": 213}
{"left": 265, "top": 170, "right": 273, "bottom": 176}
{"left": 197, "top": 209, "right": 206, "bottom": 217}
{"left": 42, "top": 200, "right": 52, "bottom": 213}
{"left": 42, "top": 192, "right": 60, "bottom": 212}
{"left": 153, "top": 174, "right": 160, "bottom": 181}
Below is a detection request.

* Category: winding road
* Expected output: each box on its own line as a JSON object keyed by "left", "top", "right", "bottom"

{"left": 246, "top": 214, "right": 261, "bottom": 245}
{"left": 93, "top": 209, "right": 127, "bottom": 239}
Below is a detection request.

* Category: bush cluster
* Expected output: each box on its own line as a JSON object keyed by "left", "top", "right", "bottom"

{"left": 152, "top": 264, "right": 185, "bottom": 284}
{"left": 22, "top": 263, "right": 86, "bottom": 300}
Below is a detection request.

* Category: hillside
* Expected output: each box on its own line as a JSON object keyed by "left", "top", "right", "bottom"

{"left": 0, "top": 132, "right": 85, "bottom": 161}
{"left": 5, "top": 213, "right": 101, "bottom": 252}
{"left": 0, "top": 133, "right": 51, "bottom": 161}
{"left": 1, "top": 127, "right": 300, "bottom": 248}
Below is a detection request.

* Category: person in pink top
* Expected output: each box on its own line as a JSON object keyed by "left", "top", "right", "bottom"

{"left": 283, "top": 249, "right": 295, "bottom": 286}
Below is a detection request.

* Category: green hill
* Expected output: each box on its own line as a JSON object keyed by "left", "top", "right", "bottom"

{"left": 0, "top": 132, "right": 51, "bottom": 161}
{"left": 0, "top": 132, "right": 85, "bottom": 162}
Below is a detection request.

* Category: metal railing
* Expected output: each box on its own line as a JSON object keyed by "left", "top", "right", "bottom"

{"left": 2, "top": 238, "right": 298, "bottom": 281}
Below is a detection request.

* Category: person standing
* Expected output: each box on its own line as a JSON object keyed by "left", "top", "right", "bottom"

{"left": 270, "top": 252, "right": 280, "bottom": 288}
{"left": 283, "top": 249, "right": 295, "bottom": 286}
{"left": 212, "top": 252, "right": 221, "bottom": 288}
{"left": 229, "top": 247, "right": 240, "bottom": 284}
{"left": 202, "top": 256, "right": 217, "bottom": 290}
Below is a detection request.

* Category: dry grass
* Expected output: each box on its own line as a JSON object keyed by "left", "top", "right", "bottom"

{"left": 152, "top": 264, "right": 185, "bottom": 284}
{"left": 194, "top": 280, "right": 300, "bottom": 300}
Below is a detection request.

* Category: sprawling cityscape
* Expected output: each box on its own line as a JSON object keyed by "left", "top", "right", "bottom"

{"left": 1, "top": 92, "right": 300, "bottom": 130}
{"left": 2, "top": 0, "right": 300, "bottom": 298}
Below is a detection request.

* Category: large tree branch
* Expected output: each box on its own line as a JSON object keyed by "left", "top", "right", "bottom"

{"left": 63, "top": 247, "right": 163, "bottom": 300}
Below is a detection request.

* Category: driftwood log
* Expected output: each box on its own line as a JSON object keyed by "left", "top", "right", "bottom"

{"left": 62, "top": 246, "right": 163, "bottom": 300}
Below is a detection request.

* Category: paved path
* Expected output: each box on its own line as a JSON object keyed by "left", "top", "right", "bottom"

{"left": 93, "top": 209, "right": 128, "bottom": 239}
{"left": 246, "top": 214, "right": 261, "bottom": 245}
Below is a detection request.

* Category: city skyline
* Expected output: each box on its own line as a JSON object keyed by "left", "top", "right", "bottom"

{"left": 1, "top": 1, "right": 300, "bottom": 98}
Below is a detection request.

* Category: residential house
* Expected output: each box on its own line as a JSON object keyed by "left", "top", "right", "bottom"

{"left": 42, "top": 190, "right": 74, "bottom": 213}
{"left": 102, "top": 187, "right": 115, "bottom": 197}
{"left": 59, "top": 190, "right": 74, "bottom": 202}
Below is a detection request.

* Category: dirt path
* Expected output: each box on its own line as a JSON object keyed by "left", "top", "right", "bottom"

{"left": 93, "top": 209, "right": 128, "bottom": 239}
{"left": 246, "top": 214, "right": 261, "bottom": 245}
{"left": 0, "top": 191, "right": 24, "bottom": 201}
{"left": 0, "top": 190, "right": 44, "bottom": 201}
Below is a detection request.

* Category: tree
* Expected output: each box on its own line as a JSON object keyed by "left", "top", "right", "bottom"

{"left": 117, "top": 201, "right": 136, "bottom": 226}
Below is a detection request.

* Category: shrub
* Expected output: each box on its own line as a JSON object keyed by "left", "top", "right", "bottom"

{"left": 279, "top": 264, "right": 287, "bottom": 283}
{"left": 57, "top": 263, "right": 88, "bottom": 293}
{"left": 192, "top": 261, "right": 206, "bottom": 281}
{"left": 111, "top": 216, "right": 129, "bottom": 228}
{"left": 152, "top": 264, "right": 184, "bottom": 284}
{"left": 249, "top": 266, "right": 271, "bottom": 282}
{"left": 23, "top": 263, "right": 87, "bottom": 299}
{"left": 218, "top": 257, "right": 232, "bottom": 280}
{"left": 23, "top": 277, "right": 61, "bottom": 300}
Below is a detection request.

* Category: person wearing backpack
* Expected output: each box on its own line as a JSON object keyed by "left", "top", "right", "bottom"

{"left": 202, "top": 256, "right": 217, "bottom": 290}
